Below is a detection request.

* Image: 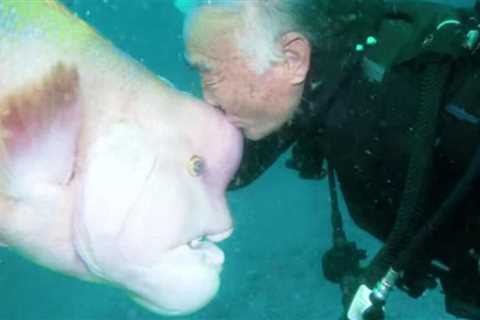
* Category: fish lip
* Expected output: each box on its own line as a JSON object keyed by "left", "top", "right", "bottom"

{"left": 187, "top": 228, "right": 233, "bottom": 250}
{"left": 206, "top": 228, "right": 233, "bottom": 243}
{"left": 180, "top": 240, "right": 226, "bottom": 269}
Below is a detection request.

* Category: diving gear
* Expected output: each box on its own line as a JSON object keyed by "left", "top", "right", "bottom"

{"left": 347, "top": 285, "right": 380, "bottom": 320}
{"left": 322, "top": 164, "right": 367, "bottom": 314}
{"left": 364, "top": 59, "right": 449, "bottom": 288}
{"left": 320, "top": 1, "right": 480, "bottom": 319}
{"left": 366, "top": 36, "right": 378, "bottom": 46}
{"left": 347, "top": 269, "right": 400, "bottom": 320}
{"left": 226, "top": 0, "right": 480, "bottom": 318}
{"left": 355, "top": 44, "right": 365, "bottom": 52}
{"left": 464, "top": 29, "right": 480, "bottom": 50}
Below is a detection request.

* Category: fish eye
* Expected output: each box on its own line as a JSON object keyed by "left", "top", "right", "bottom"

{"left": 187, "top": 155, "right": 205, "bottom": 177}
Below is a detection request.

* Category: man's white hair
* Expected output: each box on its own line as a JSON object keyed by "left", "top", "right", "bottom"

{"left": 185, "top": 0, "right": 314, "bottom": 74}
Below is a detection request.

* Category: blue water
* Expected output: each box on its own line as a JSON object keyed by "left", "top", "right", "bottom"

{"left": 0, "top": 1, "right": 464, "bottom": 319}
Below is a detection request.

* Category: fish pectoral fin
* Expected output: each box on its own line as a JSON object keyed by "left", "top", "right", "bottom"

{"left": 0, "top": 62, "right": 82, "bottom": 194}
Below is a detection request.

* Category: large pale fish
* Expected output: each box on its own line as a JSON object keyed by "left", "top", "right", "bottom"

{"left": 0, "top": 0, "right": 242, "bottom": 316}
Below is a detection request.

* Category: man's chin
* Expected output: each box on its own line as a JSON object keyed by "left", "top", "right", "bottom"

{"left": 243, "top": 125, "right": 280, "bottom": 141}
{"left": 243, "top": 129, "right": 267, "bottom": 141}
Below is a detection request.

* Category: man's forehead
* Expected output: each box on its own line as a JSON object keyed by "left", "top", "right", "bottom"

{"left": 184, "top": 7, "right": 240, "bottom": 50}
{"left": 185, "top": 30, "right": 222, "bottom": 71}
{"left": 185, "top": 49, "right": 214, "bottom": 72}
{"left": 186, "top": 40, "right": 247, "bottom": 74}
{"left": 186, "top": 47, "right": 241, "bottom": 75}
{"left": 184, "top": 6, "right": 249, "bottom": 70}
{"left": 186, "top": 32, "right": 241, "bottom": 70}
{"left": 187, "top": 6, "right": 242, "bottom": 32}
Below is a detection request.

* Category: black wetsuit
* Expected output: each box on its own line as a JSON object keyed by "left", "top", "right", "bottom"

{"left": 228, "top": 3, "right": 480, "bottom": 318}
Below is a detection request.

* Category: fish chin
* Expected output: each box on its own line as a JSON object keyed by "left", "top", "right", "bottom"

{"left": 129, "top": 295, "right": 189, "bottom": 316}
{"left": 125, "top": 244, "right": 222, "bottom": 315}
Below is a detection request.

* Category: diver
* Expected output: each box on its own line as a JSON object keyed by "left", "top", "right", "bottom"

{"left": 182, "top": 0, "right": 480, "bottom": 319}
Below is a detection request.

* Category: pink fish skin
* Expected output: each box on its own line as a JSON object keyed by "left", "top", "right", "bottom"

{"left": 0, "top": 0, "right": 242, "bottom": 316}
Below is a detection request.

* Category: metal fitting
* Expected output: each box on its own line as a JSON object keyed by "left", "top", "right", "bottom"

{"left": 371, "top": 268, "right": 400, "bottom": 302}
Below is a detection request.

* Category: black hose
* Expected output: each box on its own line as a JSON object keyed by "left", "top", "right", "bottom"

{"left": 396, "top": 143, "right": 480, "bottom": 271}
{"left": 366, "top": 61, "right": 449, "bottom": 285}
{"left": 328, "top": 161, "right": 346, "bottom": 242}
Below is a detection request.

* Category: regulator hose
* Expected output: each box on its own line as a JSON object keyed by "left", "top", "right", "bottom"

{"left": 366, "top": 60, "right": 450, "bottom": 285}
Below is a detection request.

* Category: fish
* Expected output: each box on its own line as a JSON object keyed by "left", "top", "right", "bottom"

{"left": 0, "top": 0, "right": 243, "bottom": 316}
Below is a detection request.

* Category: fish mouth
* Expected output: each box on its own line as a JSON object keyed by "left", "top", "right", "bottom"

{"left": 188, "top": 228, "right": 233, "bottom": 247}
{"left": 186, "top": 228, "right": 234, "bottom": 267}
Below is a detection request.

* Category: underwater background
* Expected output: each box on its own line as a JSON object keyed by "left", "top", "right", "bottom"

{"left": 0, "top": 0, "right": 473, "bottom": 319}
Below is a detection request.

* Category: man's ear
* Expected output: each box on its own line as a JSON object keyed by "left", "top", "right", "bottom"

{"left": 280, "top": 32, "right": 311, "bottom": 85}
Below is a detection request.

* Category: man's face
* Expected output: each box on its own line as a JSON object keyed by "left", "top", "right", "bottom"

{"left": 185, "top": 9, "right": 303, "bottom": 140}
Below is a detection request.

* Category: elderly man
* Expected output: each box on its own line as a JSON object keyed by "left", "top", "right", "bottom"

{"left": 183, "top": 1, "right": 480, "bottom": 319}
